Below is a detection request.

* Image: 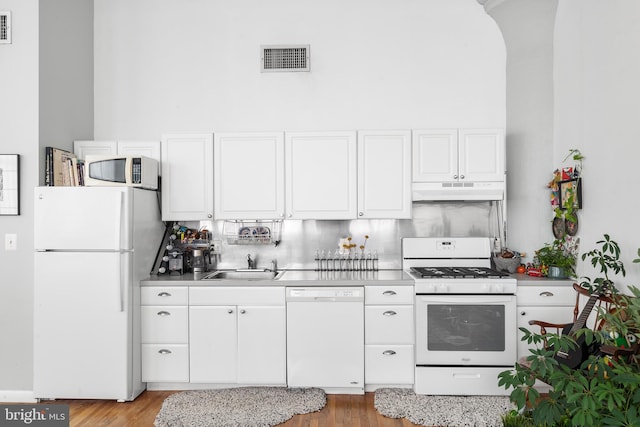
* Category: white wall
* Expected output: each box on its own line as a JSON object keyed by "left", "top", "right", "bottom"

{"left": 483, "top": 0, "right": 557, "bottom": 261}
{"left": 554, "top": 0, "right": 640, "bottom": 292}
{"left": 93, "top": 0, "right": 506, "bottom": 138}
{"left": 0, "top": 0, "right": 39, "bottom": 399}
{"left": 0, "top": 0, "right": 93, "bottom": 399}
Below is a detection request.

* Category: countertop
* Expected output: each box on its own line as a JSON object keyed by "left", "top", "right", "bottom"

{"left": 142, "top": 269, "right": 414, "bottom": 286}
{"left": 513, "top": 273, "right": 576, "bottom": 286}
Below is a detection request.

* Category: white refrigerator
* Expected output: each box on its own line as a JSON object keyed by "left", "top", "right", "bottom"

{"left": 33, "top": 186, "right": 163, "bottom": 401}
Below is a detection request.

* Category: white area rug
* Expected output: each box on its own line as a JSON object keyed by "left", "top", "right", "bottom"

{"left": 374, "top": 388, "right": 514, "bottom": 427}
{"left": 154, "top": 387, "right": 326, "bottom": 427}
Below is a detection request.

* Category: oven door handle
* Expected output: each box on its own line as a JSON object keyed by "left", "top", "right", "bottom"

{"left": 416, "top": 295, "right": 515, "bottom": 304}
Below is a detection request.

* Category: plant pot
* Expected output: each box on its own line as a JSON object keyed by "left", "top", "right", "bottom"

{"left": 548, "top": 266, "right": 569, "bottom": 279}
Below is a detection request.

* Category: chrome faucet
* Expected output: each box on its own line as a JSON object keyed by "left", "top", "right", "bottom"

{"left": 270, "top": 259, "right": 277, "bottom": 272}
{"left": 247, "top": 254, "right": 256, "bottom": 269}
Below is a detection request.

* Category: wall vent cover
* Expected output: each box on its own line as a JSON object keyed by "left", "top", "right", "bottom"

{"left": 0, "top": 11, "right": 11, "bottom": 44}
{"left": 261, "top": 45, "right": 310, "bottom": 72}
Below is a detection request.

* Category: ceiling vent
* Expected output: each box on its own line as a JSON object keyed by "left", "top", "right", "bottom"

{"left": 0, "top": 11, "right": 11, "bottom": 44}
{"left": 261, "top": 45, "right": 310, "bottom": 72}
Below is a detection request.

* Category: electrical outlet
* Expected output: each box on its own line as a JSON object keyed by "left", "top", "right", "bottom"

{"left": 5, "top": 233, "right": 17, "bottom": 250}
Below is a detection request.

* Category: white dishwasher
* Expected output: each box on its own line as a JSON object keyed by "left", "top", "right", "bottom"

{"left": 286, "top": 287, "right": 364, "bottom": 394}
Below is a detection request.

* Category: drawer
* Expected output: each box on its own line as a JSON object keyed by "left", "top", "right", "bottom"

{"left": 190, "top": 286, "right": 284, "bottom": 305}
{"left": 517, "top": 286, "right": 576, "bottom": 306}
{"left": 142, "top": 344, "right": 189, "bottom": 383}
{"left": 365, "top": 285, "right": 413, "bottom": 305}
{"left": 365, "top": 305, "right": 414, "bottom": 344}
{"left": 141, "top": 306, "right": 189, "bottom": 343}
{"left": 365, "top": 345, "right": 414, "bottom": 384}
{"left": 141, "top": 287, "right": 188, "bottom": 305}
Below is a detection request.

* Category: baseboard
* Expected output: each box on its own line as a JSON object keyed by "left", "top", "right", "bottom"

{"left": 0, "top": 390, "right": 37, "bottom": 403}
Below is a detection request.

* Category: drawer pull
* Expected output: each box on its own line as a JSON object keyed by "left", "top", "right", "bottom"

{"left": 158, "top": 292, "right": 172, "bottom": 297}
{"left": 157, "top": 311, "right": 171, "bottom": 316}
{"left": 382, "top": 290, "right": 397, "bottom": 296}
{"left": 382, "top": 310, "right": 397, "bottom": 316}
{"left": 158, "top": 349, "right": 172, "bottom": 355}
{"left": 382, "top": 350, "right": 397, "bottom": 356}
{"left": 540, "top": 291, "right": 554, "bottom": 297}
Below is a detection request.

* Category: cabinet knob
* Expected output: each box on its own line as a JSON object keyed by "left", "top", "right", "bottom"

{"left": 382, "top": 350, "right": 397, "bottom": 356}
{"left": 359, "top": 212, "right": 364, "bottom": 217}
{"left": 227, "top": 309, "right": 233, "bottom": 314}
{"left": 460, "top": 174, "right": 465, "bottom": 180}
{"left": 158, "top": 349, "right": 172, "bottom": 355}
{"left": 382, "top": 310, "right": 397, "bottom": 316}
{"left": 520, "top": 311, "right": 526, "bottom": 316}
{"left": 288, "top": 213, "right": 293, "bottom": 218}
{"left": 453, "top": 174, "right": 458, "bottom": 179}
{"left": 208, "top": 214, "right": 213, "bottom": 218}
{"left": 382, "top": 290, "right": 397, "bottom": 296}
{"left": 158, "top": 292, "right": 171, "bottom": 297}
{"left": 240, "top": 309, "right": 246, "bottom": 314}
{"left": 540, "top": 291, "right": 554, "bottom": 297}
{"left": 157, "top": 311, "right": 171, "bottom": 316}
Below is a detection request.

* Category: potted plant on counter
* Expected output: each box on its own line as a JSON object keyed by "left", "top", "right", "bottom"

{"left": 534, "top": 235, "right": 579, "bottom": 279}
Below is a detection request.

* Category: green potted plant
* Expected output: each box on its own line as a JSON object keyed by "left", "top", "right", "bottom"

{"left": 534, "top": 236, "right": 579, "bottom": 279}
{"left": 499, "top": 235, "right": 640, "bottom": 427}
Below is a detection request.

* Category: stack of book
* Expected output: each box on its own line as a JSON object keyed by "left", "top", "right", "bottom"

{"left": 45, "top": 147, "right": 85, "bottom": 186}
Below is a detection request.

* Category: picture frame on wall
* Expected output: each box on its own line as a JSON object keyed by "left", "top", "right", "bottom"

{"left": 0, "top": 154, "right": 20, "bottom": 215}
{"left": 558, "top": 178, "right": 582, "bottom": 210}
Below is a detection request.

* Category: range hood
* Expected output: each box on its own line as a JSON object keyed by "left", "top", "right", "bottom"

{"left": 412, "top": 181, "right": 505, "bottom": 201}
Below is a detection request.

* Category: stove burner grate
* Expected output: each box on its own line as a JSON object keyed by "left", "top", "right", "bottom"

{"left": 410, "top": 266, "right": 509, "bottom": 279}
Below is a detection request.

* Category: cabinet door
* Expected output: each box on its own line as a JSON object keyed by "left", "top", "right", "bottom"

{"left": 161, "top": 133, "right": 214, "bottom": 221}
{"left": 517, "top": 305, "right": 572, "bottom": 360}
{"left": 73, "top": 140, "right": 117, "bottom": 160}
{"left": 189, "top": 306, "right": 237, "bottom": 383}
{"left": 412, "top": 129, "right": 458, "bottom": 182}
{"left": 237, "top": 306, "right": 286, "bottom": 384}
{"left": 285, "top": 131, "right": 357, "bottom": 219}
{"left": 358, "top": 130, "right": 411, "bottom": 219}
{"left": 214, "top": 132, "right": 285, "bottom": 219}
{"left": 458, "top": 129, "right": 505, "bottom": 182}
{"left": 118, "top": 141, "right": 162, "bottom": 174}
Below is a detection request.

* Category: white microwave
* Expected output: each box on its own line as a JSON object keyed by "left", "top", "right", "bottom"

{"left": 84, "top": 155, "right": 159, "bottom": 190}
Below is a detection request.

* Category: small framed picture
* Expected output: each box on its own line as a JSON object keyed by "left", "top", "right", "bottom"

{"left": 558, "top": 178, "right": 582, "bottom": 210}
{"left": 0, "top": 154, "right": 20, "bottom": 215}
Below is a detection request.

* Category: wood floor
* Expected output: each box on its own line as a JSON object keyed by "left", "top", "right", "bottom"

{"left": 44, "top": 391, "right": 419, "bottom": 427}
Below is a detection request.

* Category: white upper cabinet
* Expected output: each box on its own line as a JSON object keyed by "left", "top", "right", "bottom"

{"left": 458, "top": 129, "right": 505, "bottom": 182}
{"left": 117, "top": 141, "right": 162, "bottom": 170}
{"left": 214, "top": 132, "right": 285, "bottom": 220}
{"left": 73, "top": 140, "right": 117, "bottom": 159}
{"left": 161, "top": 133, "right": 214, "bottom": 221}
{"left": 357, "top": 130, "right": 412, "bottom": 219}
{"left": 412, "top": 129, "right": 505, "bottom": 182}
{"left": 285, "top": 131, "right": 357, "bottom": 220}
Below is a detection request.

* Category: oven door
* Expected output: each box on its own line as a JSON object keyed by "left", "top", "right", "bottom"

{"left": 415, "top": 294, "right": 517, "bottom": 366}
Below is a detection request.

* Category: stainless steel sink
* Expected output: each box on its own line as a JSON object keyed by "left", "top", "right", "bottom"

{"left": 201, "top": 270, "right": 282, "bottom": 280}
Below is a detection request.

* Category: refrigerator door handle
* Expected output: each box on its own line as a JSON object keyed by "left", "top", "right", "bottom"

{"left": 114, "top": 191, "right": 123, "bottom": 249}
{"left": 117, "top": 254, "right": 124, "bottom": 312}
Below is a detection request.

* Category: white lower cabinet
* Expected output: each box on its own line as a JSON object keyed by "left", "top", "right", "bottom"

{"left": 141, "top": 287, "right": 190, "bottom": 383}
{"left": 516, "top": 279, "right": 575, "bottom": 392}
{"left": 364, "top": 285, "right": 414, "bottom": 390}
{"left": 516, "top": 281, "right": 576, "bottom": 360}
{"left": 189, "top": 287, "right": 286, "bottom": 385}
